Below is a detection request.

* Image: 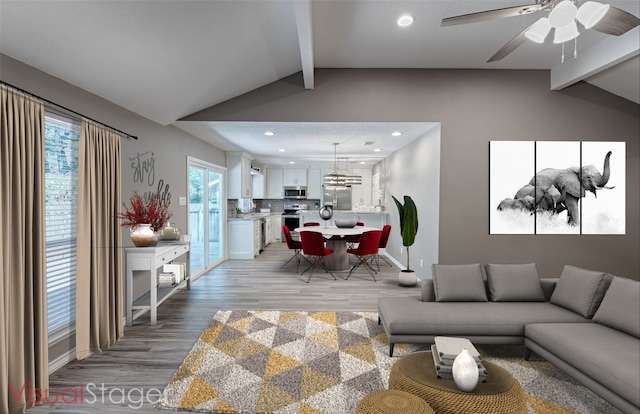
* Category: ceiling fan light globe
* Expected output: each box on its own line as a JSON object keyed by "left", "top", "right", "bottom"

{"left": 549, "top": 0, "right": 578, "bottom": 28}
{"left": 553, "top": 21, "right": 580, "bottom": 44}
{"left": 525, "top": 17, "right": 552, "bottom": 43}
{"left": 576, "top": 1, "right": 610, "bottom": 29}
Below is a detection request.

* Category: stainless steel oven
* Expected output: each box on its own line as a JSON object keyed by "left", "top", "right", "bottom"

{"left": 282, "top": 203, "right": 307, "bottom": 239}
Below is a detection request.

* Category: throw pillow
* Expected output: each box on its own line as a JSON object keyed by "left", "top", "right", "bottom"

{"left": 432, "top": 264, "right": 487, "bottom": 302}
{"left": 486, "top": 263, "right": 545, "bottom": 302}
{"left": 550, "top": 265, "right": 608, "bottom": 318}
{"left": 593, "top": 276, "right": 640, "bottom": 338}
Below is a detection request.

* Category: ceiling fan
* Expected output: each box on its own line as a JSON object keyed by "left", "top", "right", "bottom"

{"left": 441, "top": 0, "right": 640, "bottom": 63}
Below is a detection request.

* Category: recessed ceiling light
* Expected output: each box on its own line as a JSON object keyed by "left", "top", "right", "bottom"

{"left": 374, "top": 148, "right": 382, "bottom": 152}
{"left": 264, "top": 131, "right": 274, "bottom": 136}
{"left": 397, "top": 14, "right": 415, "bottom": 27}
{"left": 391, "top": 131, "right": 402, "bottom": 136}
{"left": 278, "top": 148, "right": 286, "bottom": 152}
{"left": 360, "top": 161, "right": 366, "bottom": 164}
{"left": 289, "top": 161, "right": 295, "bottom": 164}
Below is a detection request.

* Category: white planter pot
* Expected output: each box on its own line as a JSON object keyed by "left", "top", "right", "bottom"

{"left": 398, "top": 270, "right": 417, "bottom": 287}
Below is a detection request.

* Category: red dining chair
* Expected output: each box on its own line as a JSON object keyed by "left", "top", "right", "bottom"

{"left": 345, "top": 221, "right": 365, "bottom": 249}
{"left": 346, "top": 230, "right": 382, "bottom": 282}
{"left": 304, "top": 222, "right": 320, "bottom": 226}
{"left": 372, "top": 224, "right": 393, "bottom": 271}
{"left": 300, "top": 231, "right": 337, "bottom": 283}
{"left": 282, "top": 226, "right": 305, "bottom": 272}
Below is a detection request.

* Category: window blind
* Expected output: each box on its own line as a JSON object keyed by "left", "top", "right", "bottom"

{"left": 45, "top": 113, "right": 79, "bottom": 335}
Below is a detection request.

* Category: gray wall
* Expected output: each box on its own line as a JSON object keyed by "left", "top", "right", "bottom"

{"left": 1, "top": 54, "right": 226, "bottom": 241}
{"left": 185, "top": 68, "right": 640, "bottom": 280}
{"left": 381, "top": 125, "right": 440, "bottom": 274}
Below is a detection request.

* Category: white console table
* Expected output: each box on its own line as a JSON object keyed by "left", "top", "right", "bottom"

{"left": 125, "top": 241, "right": 190, "bottom": 326}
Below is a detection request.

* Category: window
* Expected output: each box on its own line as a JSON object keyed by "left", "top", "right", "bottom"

{"left": 45, "top": 113, "right": 80, "bottom": 337}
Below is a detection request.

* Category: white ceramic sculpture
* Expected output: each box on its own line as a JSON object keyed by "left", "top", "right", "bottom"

{"left": 452, "top": 348, "right": 479, "bottom": 392}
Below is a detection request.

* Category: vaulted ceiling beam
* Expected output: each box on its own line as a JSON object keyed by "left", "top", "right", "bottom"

{"left": 294, "top": 0, "right": 315, "bottom": 89}
{"left": 550, "top": 26, "right": 640, "bottom": 91}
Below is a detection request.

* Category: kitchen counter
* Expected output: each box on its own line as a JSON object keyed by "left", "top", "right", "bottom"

{"left": 228, "top": 212, "right": 281, "bottom": 221}
{"left": 298, "top": 210, "right": 389, "bottom": 228}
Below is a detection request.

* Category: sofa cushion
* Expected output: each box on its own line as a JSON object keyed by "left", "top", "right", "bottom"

{"left": 378, "top": 297, "right": 588, "bottom": 337}
{"left": 486, "top": 263, "right": 545, "bottom": 302}
{"left": 525, "top": 323, "right": 640, "bottom": 408}
{"left": 432, "top": 264, "right": 487, "bottom": 302}
{"left": 421, "top": 279, "right": 436, "bottom": 302}
{"left": 593, "top": 276, "right": 640, "bottom": 338}
{"left": 550, "top": 265, "right": 610, "bottom": 318}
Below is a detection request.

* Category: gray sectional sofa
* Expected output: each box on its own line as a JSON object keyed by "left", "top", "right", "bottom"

{"left": 378, "top": 263, "right": 640, "bottom": 414}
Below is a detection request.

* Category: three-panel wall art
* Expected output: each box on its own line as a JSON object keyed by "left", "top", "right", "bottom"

{"left": 490, "top": 141, "right": 625, "bottom": 235}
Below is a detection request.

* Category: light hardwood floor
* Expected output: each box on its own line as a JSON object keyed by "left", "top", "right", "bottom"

{"left": 29, "top": 242, "right": 420, "bottom": 413}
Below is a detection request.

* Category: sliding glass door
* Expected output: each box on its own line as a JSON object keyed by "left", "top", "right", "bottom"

{"left": 188, "top": 157, "right": 225, "bottom": 276}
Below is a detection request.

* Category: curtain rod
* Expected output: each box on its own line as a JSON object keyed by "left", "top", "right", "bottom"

{"left": 1, "top": 80, "right": 138, "bottom": 140}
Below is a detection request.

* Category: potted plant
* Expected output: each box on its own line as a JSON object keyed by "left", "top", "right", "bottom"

{"left": 115, "top": 192, "right": 172, "bottom": 247}
{"left": 236, "top": 207, "right": 244, "bottom": 218}
{"left": 392, "top": 195, "right": 418, "bottom": 286}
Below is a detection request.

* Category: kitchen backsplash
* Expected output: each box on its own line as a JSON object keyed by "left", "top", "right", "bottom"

{"left": 227, "top": 199, "right": 322, "bottom": 215}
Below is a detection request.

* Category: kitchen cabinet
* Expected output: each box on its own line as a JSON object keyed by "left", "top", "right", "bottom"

{"left": 265, "top": 215, "right": 273, "bottom": 246}
{"left": 351, "top": 168, "right": 373, "bottom": 205}
{"left": 283, "top": 168, "right": 307, "bottom": 186}
{"left": 228, "top": 152, "right": 253, "bottom": 199}
{"left": 229, "top": 219, "right": 260, "bottom": 259}
{"left": 266, "top": 168, "right": 284, "bottom": 199}
{"left": 307, "top": 168, "right": 322, "bottom": 199}
{"left": 273, "top": 215, "right": 282, "bottom": 242}
{"left": 254, "top": 220, "right": 261, "bottom": 255}
{"left": 252, "top": 172, "right": 265, "bottom": 199}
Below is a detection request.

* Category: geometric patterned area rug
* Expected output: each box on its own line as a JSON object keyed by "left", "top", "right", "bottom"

{"left": 156, "top": 311, "right": 621, "bottom": 414}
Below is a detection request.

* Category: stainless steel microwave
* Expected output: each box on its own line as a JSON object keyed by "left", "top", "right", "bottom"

{"left": 284, "top": 186, "right": 307, "bottom": 199}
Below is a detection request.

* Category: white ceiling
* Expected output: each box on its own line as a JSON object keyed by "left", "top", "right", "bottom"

{"left": 1, "top": 0, "right": 638, "bottom": 168}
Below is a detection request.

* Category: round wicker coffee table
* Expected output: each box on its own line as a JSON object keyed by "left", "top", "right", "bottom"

{"left": 388, "top": 351, "right": 527, "bottom": 414}
{"left": 356, "top": 390, "right": 435, "bottom": 414}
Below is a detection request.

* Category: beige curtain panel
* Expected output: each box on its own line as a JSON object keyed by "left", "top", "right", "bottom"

{"left": 1, "top": 84, "right": 49, "bottom": 414}
{"left": 75, "top": 119, "right": 123, "bottom": 360}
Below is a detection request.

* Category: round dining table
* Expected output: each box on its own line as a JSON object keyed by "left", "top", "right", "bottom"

{"left": 295, "top": 225, "right": 380, "bottom": 271}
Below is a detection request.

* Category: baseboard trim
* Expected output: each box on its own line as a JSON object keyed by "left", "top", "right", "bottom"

{"left": 381, "top": 252, "right": 423, "bottom": 283}
{"left": 49, "top": 348, "right": 76, "bottom": 374}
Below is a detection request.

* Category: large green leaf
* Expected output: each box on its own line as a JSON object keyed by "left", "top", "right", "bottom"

{"left": 392, "top": 195, "right": 418, "bottom": 247}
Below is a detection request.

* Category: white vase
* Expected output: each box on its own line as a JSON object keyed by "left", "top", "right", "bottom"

{"left": 452, "top": 348, "right": 479, "bottom": 392}
{"left": 130, "top": 224, "right": 155, "bottom": 247}
{"left": 398, "top": 270, "right": 417, "bottom": 287}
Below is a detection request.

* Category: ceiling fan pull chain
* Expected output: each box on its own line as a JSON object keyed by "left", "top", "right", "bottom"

{"left": 561, "top": 42, "right": 565, "bottom": 64}
{"left": 574, "top": 37, "right": 578, "bottom": 60}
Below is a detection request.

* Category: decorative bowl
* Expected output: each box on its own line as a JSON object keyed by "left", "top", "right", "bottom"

{"left": 335, "top": 219, "right": 357, "bottom": 228}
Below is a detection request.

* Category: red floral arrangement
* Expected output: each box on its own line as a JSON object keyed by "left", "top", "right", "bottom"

{"left": 115, "top": 192, "right": 172, "bottom": 231}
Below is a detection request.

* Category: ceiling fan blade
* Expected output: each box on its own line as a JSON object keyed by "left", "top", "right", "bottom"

{"left": 487, "top": 22, "right": 536, "bottom": 63}
{"left": 441, "top": 3, "right": 542, "bottom": 27}
{"left": 590, "top": 6, "right": 640, "bottom": 36}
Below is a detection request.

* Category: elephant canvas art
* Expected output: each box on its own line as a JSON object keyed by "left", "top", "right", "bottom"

{"left": 489, "top": 141, "right": 625, "bottom": 235}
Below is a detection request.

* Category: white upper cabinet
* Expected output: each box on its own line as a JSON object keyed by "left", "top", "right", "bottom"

{"left": 351, "top": 168, "right": 373, "bottom": 205}
{"left": 283, "top": 169, "right": 307, "bottom": 186}
{"left": 228, "top": 152, "right": 253, "bottom": 199}
{"left": 266, "top": 168, "right": 284, "bottom": 199}
{"left": 252, "top": 173, "right": 265, "bottom": 199}
{"left": 307, "top": 168, "right": 322, "bottom": 199}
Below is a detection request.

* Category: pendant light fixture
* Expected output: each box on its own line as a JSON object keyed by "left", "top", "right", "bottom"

{"left": 323, "top": 143, "right": 361, "bottom": 187}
